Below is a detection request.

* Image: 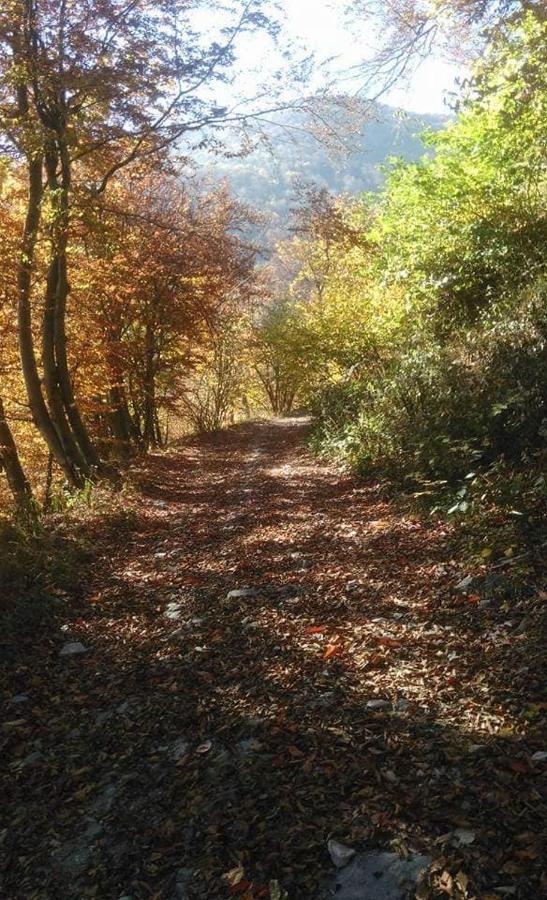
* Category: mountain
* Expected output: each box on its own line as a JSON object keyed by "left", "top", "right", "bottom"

{"left": 202, "top": 105, "right": 449, "bottom": 241}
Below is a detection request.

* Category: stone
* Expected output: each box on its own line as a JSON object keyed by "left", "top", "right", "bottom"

{"left": 83, "top": 818, "right": 104, "bottom": 841}
{"left": 290, "top": 552, "right": 312, "bottom": 569}
{"left": 345, "top": 580, "right": 360, "bottom": 593}
{"left": 454, "top": 575, "right": 475, "bottom": 593}
{"left": 59, "top": 641, "right": 88, "bottom": 657}
{"left": 54, "top": 818, "right": 103, "bottom": 880}
{"left": 237, "top": 738, "right": 263, "bottom": 756}
{"left": 226, "top": 588, "right": 257, "bottom": 600}
{"left": 10, "top": 693, "right": 30, "bottom": 705}
{"left": 454, "top": 828, "right": 476, "bottom": 846}
{"left": 21, "top": 750, "right": 44, "bottom": 767}
{"left": 174, "top": 867, "right": 195, "bottom": 899}
{"left": 367, "top": 699, "right": 391, "bottom": 711}
{"left": 55, "top": 841, "right": 93, "bottom": 879}
{"left": 168, "top": 738, "right": 189, "bottom": 762}
{"left": 90, "top": 783, "right": 117, "bottom": 816}
{"left": 320, "top": 851, "right": 431, "bottom": 900}
{"left": 327, "top": 839, "right": 356, "bottom": 868}
{"left": 165, "top": 602, "right": 183, "bottom": 620}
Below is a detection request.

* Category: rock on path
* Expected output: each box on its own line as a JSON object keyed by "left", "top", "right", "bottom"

{"left": 320, "top": 852, "right": 431, "bottom": 900}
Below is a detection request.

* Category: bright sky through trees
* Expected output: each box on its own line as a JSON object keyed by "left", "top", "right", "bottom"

{"left": 280, "top": 0, "right": 462, "bottom": 113}
{"left": 189, "top": 0, "right": 461, "bottom": 119}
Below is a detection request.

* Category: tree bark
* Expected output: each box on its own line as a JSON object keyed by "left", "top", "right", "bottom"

{"left": 142, "top": 319, "right": 157, "bottom": 448}
{"left": 154, "top": 409, "right": 164, "bottom": 448}
{"left": 108, "top": 384, "right": 133, "bottom": 456}
{"left": 54, "top": 142, "right": 102, "bottom": 470}
{"left": 0, "top": 396, "right": 33, "bottom": 510}
{"left": 42, "top": 243, "right": 91, "bottom": 478}
{"left": 17, "top": 153, "right": 83, "bottom": 487}
{"left": 42, "top": 141, "right": 100, "bottom": 476}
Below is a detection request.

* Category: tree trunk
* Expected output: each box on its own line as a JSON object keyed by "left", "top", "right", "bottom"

{"left": 142, "top": 320, "right": 157, "bottom": 448}
{"left": 54, "top": 142, "right": 101, "bottom": 470}
{"left": 154, "top": 410, "right": 164, "bottom": 448}
{"left": 42, "top": 141, "right": 100, "bottom": 476}
{"left": 0, "top": 396, "right": 33, "bottom": 510}
{"left": 43, "top": 451, "right": 54, "bottom": 513}
{"left": 108, "top": 384, "right": 133, "bottom": 457}
{"left": 17, "top": 153, "right": 83, "bottom": 488}
{"left": 42, "top": 246, "right": 91, "bottom": 478}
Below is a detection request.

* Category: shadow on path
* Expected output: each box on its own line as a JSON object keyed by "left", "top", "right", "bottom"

{"left": 2, "top": 419, "right": 545, "bottom": 899}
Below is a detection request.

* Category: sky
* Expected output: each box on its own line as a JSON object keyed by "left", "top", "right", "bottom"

{"left": 280, "top": 0, "right": 462, "bottom": 115}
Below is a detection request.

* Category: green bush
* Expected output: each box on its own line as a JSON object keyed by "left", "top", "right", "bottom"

{"left": 313, "top": 285, "right": 546, "bottom": 486}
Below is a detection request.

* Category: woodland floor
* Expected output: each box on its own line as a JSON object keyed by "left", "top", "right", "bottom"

{"left": 2, "top": 418, "right": 546, "bottom": 900}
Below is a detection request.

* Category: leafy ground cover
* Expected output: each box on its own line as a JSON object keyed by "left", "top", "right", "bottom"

{"left": 1, "top": 419, "right": 545, "bottom": 899}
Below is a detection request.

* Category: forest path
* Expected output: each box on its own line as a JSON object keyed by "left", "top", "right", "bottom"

{"left": 4, "top": 419, "right": 545, "bottom": 899}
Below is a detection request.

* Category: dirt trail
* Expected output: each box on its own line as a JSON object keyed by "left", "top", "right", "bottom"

{"left": 3, "top": 419, "right": 545, "bottom": 899}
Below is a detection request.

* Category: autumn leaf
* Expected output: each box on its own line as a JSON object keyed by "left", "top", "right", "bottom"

{"left": 508, "top": 760, "right": 529, "bottom": 774}
{"left": 223, "top": 866, "right": 245, "bottom": 887}
{"left": 287, "top": 745, "right": 305, "bottom": 758}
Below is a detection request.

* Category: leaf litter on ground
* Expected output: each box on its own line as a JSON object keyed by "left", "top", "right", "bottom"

{"left": 1, "top": 419, "right": 545, "bottom": 899}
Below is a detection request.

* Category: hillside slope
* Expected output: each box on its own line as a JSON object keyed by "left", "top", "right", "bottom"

{"left": 204, "top": 105, "right": 448, "bottom": 235}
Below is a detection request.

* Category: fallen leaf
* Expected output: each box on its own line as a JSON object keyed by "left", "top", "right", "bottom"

{"left": 514, "top": 848, "right": 538, "bottom": 860}
{"left": 509, "top": 760, "right": 529, "bottom": 774}
{"left": 287, "top": 745, "right": 305, "bottom": 758}
{"left": 222, "top": 867, "right": 245, "bottom": 888}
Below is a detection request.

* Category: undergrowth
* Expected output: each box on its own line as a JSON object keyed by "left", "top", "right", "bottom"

{"left": 0, "top": 483, "right": 139, "bottom": 663}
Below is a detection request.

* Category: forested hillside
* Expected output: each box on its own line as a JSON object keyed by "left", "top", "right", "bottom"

{"left": 202, "top": 106, "right": 447, "bottom": 236}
